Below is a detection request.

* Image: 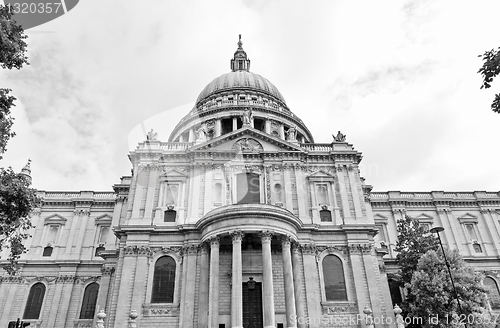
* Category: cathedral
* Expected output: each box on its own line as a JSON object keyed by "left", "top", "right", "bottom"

{"left": 1, "top": 37, "right": 500, "bottom": 328}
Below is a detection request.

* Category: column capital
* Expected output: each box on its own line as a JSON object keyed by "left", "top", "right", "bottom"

{"left": 280, "top": 235, "right": 294, "bottom": 248}
{"left": 260, "top": 230, "right": 274, "bottom": 243}
{"left": 199, "top": 242, "right": 209, "bottom": 254}
{"left": 230, "top": 230, "right": 244, "bottom": 242}
{"left": 208, "top": 236, "right": 220, "bottom": 247}
{"left": 291, "top": 242, "right": 302, "bottom": 254}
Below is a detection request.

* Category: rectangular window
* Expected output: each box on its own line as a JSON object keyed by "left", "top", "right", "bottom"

{"left": 47, "top": 225, "right": 59, "bottom": 244}
{"left": 98, "top": 226, "right": 109, "bottom": 244}
{"left": 375, "top": 225, "right": 386, "bottom": 242}
{"left": 236, "top": 173, "right": 260, "bottom": 204}
{"left": 316, "top": 184, "right": 329, "bottom": 205}
{"left": 465, "top": 223, "right": 478, "bottom": 240}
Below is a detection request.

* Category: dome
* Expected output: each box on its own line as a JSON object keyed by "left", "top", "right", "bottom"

{"left": 196, "top": 70, "right": 287, "bottom": 105}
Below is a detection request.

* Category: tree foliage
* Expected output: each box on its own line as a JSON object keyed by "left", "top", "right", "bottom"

{"left": 478, "top": 47, "right": 500, "bottom": 113}
{"left": 395, "top": 216, "right": 440, "bottom": 327}
{"left": 0, "top": 5, "right": 39, "bottom": 275}
{"left": 0, "top": 5, "right": 29, "bottom": 69}
{"left": 408, "top": 249, "right": 492, "bottom": 328}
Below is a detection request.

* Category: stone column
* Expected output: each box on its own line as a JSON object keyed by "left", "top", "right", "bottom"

{"left": 281, "top": 236, "right": 297, "bottom": 328}
{"left": 291, "top": 244, "right": 306, "bottom": 328}
{"left": 231, "top": 231, "right": 244, "bottom": 328}
{"left": 215, "top": 119, "right": 222, "bottom": 137}
{"left": 261, "top": 230, "right": 276, "bottom": 328}
{"left": 209, "top": 237, "right": 220, "bottom": 328}
{"left": 233, "top": 117, "right": 238, "bottom": 131}
{"left": 189, "top": 128, "right": 195, "bottom": 142}
{"left": 199, "top": 243, "right": 210, "bottom": 327}
{"left": 94, "top": 266, "right": 115, "bottom": 328}
{"left": 183, "top": 245, "right": 198, "bottom": 328}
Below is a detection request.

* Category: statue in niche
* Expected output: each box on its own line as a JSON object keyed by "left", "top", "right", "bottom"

{"left": 333, "top": 131, "right": 346, "bottom": 142}
{"left": 196, "top": 124, "right": 207, "bottom": 141}
{"left": 286, "top": 125, "right": 297, "bottom": 141}
{"left": 242, "top": 108, "right": 253, "bottom": 126}
{"left": 146, "top": 129, "right": 158, "bottom": 141}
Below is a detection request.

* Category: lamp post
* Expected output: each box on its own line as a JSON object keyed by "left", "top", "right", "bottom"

{"left": 430, "top": 226, "right": 466, "bottom": 326}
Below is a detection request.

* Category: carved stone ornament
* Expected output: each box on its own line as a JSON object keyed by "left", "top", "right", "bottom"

{"left": 232, "top": 138, "right": 264, "bottom": 152}
{"left": 315, "top": 245, "right": 348, "bottom": 255}
{"left": 122, "top": 245, "right": 153, "bottom": 257}
{"left": 230, "top": 230, "right": 244, "bottom": 242}
{"left": 301, "top": 243, "right": 317, "bottom": 255}
{"left": 74, "top": 209, "right": 91, "bottom": 216}
{"left": 322, "top": 304, "right": 351, "bottom": 314}
{"left": 348, "top": 243, "right": 372, "bottom": 254}
{"left": 101, "top": 266, "right": 116, "bottom": 276}
{"left": 260, "top": 230, "right": 274, "bottom": 243}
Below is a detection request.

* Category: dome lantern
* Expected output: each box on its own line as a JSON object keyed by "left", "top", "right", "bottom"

{"left": 230, "top": 34, "right": 250, "bottom": 72}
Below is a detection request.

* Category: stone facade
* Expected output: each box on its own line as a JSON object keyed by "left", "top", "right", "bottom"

{"left": 1, "top": 38, "right": 500, "bottom": 328}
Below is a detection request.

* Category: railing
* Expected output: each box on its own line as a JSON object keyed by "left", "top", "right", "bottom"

{"left": 300, "top": 143, "right": 333, "bottom": 152}
{"left": 370, "top": 192, "right": 499, "bottom": 200}
{"left": 41, "top": 191, "right": 116, "bottom": 199}
{"left": 160, "top": 142, "right": 194, "bottom": 151}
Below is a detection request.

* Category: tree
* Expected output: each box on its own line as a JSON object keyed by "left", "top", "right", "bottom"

{"left": 395, "top": 216, "right": 440, "bottom": 327}
{"left": 408, "top": 249, "right": 493, "bottom": 328}
{"left": 0, "top": 5, "right": 39, "bottom": 275}
{"left": 478, "top": 47, "right": 500, "bottom": 113}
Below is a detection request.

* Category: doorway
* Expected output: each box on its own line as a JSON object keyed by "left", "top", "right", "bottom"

{"left": 242, "top": 278, "right": 263, "bottom": 328}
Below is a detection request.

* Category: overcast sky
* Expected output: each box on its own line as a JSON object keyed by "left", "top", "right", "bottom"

{"left": 1, "top": 0, "right": 499, "bottom": 192}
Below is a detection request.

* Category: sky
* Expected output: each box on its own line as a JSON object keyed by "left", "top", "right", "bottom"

{"left": 1, "top": 0, "right": 499, "bottom": 192}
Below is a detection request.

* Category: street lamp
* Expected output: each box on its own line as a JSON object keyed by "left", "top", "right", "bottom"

{"left": 430, "top": 226, "right": 465, "bottom": 326}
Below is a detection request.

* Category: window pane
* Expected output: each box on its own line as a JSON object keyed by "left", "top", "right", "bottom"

{"left": 375, "top": 225, "right": 386, "bottom": 242}
{"left": 164, "top": 210, "right": 177, "bottom": 222}
{"left": 273, "top": 183, "right": 283, "bottom": 203}
{"left": 465, "top": 224, "right": 477, "bottom": 240}
{"left": 484, "top": 277, "right": 500, "bottom": 309}
{"left": 24, "top": 283, "right": 46, "bottom": 319}
{"left": 236, "top": 173, "right": 260, "bottom": 204}
{"left": 388, "top": 279, "right": 403, "bottom": 306}
{"left": 317, "top": 185, "right": 329, "bottom": 205}
{"left": 152, "top": 256, "right": 176, "bottom": 303}
{"left": 322, "top": 255, "right": 347, "bottom": 301}
{"left": 320, "top": 210, "right": 332, "bottom": 222}
{"left": 47, "top": 225, "right": 59, "bottom": 244}
{"left": 99, "top": 226, "right": 109, "bottom": 244}
{"left": 166, "top": 185, "right": 178, "bottom": 205}
{"left": 213, "top": 183, "right": 223, "bottom": 202}
{"left": 43, "top": 246, "right": 53, "bottom": 257}
{"left": 80, "top": 283, "right": 99, "bottom": 319}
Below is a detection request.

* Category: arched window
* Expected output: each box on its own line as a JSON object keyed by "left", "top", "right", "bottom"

{"left": 23, "top": 283, "right": 46, "bottom": 319}
{"left": 388, "top": 279, "right": 403, "bottom": 306}
{"left": 322, "top": 255, "right": 347, "bottom": 301}
{"left": 484, "top": 277, "right": 500, "bottom": 310}
{"left": 213, "top": 183, "right": 223, "bottom": 203}
{"left": 317, "top": 184, "right": 329, "bottom": 205}
{"left": 43, "top": 246, "right": 53, "bottom": 257}
{"left": 152, "top": 256, "right": 176, "bottom": 303}
{"left": 80, "top": 283, "right": 99, "bottom": 319}
{"left": 236, "top": 173, "right": 260, "bottom": 204}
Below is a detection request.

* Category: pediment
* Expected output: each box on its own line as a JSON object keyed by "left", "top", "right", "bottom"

{"left": 374, "top": 213, "right": 388, "bottom": 223}
{"left": 161, "top": 169, "right": 188, "bottom": 178}
{"left": 416, "top": 213, "right": 434, "bottom": 223}
{"left": 44, "top": 214, "right": 67, "bottom": 225}
{"left": 95, "top": 214, "right": 112, "bottom": 225}
{"left": 188, "top": 127, "right": 305, "bottom": 153}
{"left": 307, "top": 170, "right": 336, "bottom": 178}
{"left": 458, "top": 213, "right": 478, "bottom": 223}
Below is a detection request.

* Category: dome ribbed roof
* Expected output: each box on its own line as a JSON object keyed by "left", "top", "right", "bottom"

{"left": 195, "top": 70, "right": 287, "bottom": 105}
